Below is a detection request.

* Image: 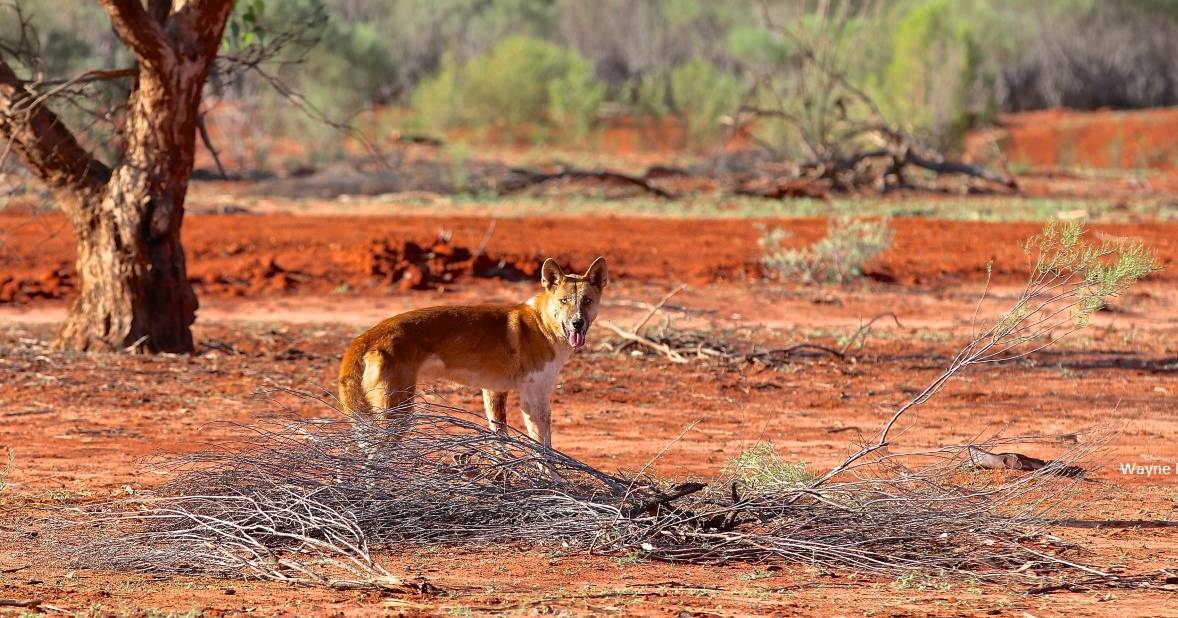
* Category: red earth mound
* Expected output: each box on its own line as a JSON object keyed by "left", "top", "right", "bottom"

{"left": 0, "top": 262, "right": 73, "bottom": 304}
{"left": 968, "top": 107, "right": 1178, "bottom": 170}
{"left": 364, "top": 234, "right": 543, "bottom": 291}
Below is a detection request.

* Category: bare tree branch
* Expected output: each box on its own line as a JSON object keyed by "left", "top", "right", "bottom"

{"left": 147, "top": 0, "right": 172, "bottom": 25}
{"left": 25, "top": 67, "right": 136, "bottom": 90}
{"left": 98, "top": 0, "right": 175, "bottom": 71}
{"left": 0, "top": 59, "right": 110, "bottom": 202}
{"left": 169, "top": 0, "right": 235, "bottom": 57}
{"left": 196, "top": 111, "right": 227, "bottom": 179}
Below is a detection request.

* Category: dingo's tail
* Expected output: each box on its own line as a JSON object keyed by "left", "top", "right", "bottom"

{"left": 338, "top": 343, "right": 371, "bottom": 415}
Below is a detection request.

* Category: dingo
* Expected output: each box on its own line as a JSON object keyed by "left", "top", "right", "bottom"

{"left": 338, "top": 257, "right": 607, "bottom": 447}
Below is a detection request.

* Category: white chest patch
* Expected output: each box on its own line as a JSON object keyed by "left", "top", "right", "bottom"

{"left": 518, "top": 349, "right": 570, "bottom": 401}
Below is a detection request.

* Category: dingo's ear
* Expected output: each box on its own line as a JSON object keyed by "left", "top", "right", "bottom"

{"left": 540, "top": 258, "right": 565, "bottom": 289}
{"left": 585, "top": 256, "right": 608, "bottom": 289}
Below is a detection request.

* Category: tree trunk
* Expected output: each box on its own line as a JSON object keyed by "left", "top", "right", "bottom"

{"left": 54, "top": 60, "right": 206, "bottom": 353}
{"left": 55, "top": 189, "right": 197, "bottom": 353}
{"left": 1, "top": 1, "right": 234, "bottom": 353}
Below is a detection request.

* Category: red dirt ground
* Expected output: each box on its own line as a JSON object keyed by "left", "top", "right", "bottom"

{"left": 968, "top": 107, "right": 1178, "bottom": 171}
{"left": 8, "top": 103, "right": 1178, "bottom": 614}
{"left": 3, "top": 207, "right": 1178, "bottom": 616}
{"left": 4, "top": 213, "right": 1178, "bottom": 307}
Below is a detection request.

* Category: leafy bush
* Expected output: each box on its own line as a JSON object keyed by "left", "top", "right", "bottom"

{"left": 869, "top": 0, "right": 997, "bottom": 149}
{"left": 760, "top": 217, "right": 894, "bottom": 284}
{"left": 412, "top": 35, "right": 604, "bottom": 141}
{"left": 624, "top": 71, "right": 672, "bottom": 120}
{"left": 669, "top": 57, "right": 744, "bottom": 147}
{"left": 547, "top": 55, "right": 607, "bottom": 141}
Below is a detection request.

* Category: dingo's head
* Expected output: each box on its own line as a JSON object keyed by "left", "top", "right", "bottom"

{"left": 538, "top": 256, "right": 608, "bottom": 350}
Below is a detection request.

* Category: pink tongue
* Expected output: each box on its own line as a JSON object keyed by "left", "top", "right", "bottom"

{"left": 569, "top": 331, "right": 586, "bottom": 349}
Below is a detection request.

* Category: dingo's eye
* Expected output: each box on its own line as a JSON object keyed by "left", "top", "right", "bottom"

{"left": 560, "top": 298, "right": 569, "bottom": 304}
{"left": 582, "top": 298, "right": 592, "bottom": 306}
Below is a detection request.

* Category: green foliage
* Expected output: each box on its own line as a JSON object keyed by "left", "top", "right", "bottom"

{"left": 547, "top": 56, "right": 606, "bottom": 141}
{"left": 669, "top": 58, "right": 744, "bottom": 147}
{"left": 11, "top": 0, "right": 1178, "bottom": 161}
{"left": 760, "top": 217, "right": 894, "bottom": 284}
{"left": 624, "top": 71, "right": 672, "bottom": 120}
{"left": 255, "top": 0, "right": 395, "bottom": 115}
{"left": 975, "top": 221, "right": 1159, "bottom": 368}
{"left": 1022, "top": 221, "right": 1159, "bottom": 328}
{"left": 723, "top": 442, "right": 816, "bottom": 489}
{"left": 224, "top": 0, "right": 268, "bottom": 49}
{"left": 412, "top": 36, "right": 604, "bottom": 142}
{"left": 305, "top": 16, "right": 397, "bottom": 111}
{"left": 616, "top": 549, "right": 647, "bottom": 565}
{"left": 869, "top": 0, "right": 994, "bottom": 148}
{"left": 726, "top": 26, "right": 792, "bottom": 72}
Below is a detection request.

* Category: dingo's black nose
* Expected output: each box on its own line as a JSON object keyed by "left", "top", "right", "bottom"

{"left": 572, "top": 317, "right": 585, "bottom": 331}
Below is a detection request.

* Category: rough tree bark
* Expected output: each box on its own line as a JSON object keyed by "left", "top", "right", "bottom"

{"left": 0, "top": 0, "right": 233, "bottom": 352}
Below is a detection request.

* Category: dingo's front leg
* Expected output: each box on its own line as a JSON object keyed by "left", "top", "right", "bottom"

{"left": 519, "top": 384, "right": 553, "bottom": 448}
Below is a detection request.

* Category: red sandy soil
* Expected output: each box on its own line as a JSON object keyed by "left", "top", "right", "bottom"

{"left": 2, "top": 279, "right": 1177, "bottom": 616}
{"left": 968, "top": 107, "right": 1178, "bottom": 171}
{"left": 4, "top": 212, "right": 1178, "bottom": 307}
{"left": 2, "top": 209, "right": 1178, "bottom": 615}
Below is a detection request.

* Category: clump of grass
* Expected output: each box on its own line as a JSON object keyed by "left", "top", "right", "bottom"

{"left": 759, "top": 217, "right": 893, "bottom": 284}
{"left": 723, "top": 442, "right": 816, "bottom": 489}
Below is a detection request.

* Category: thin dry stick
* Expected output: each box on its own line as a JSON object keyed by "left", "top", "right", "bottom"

{"left": 600, "top": 321, "right": 689, "bottom": 363}
{"left": 839, "top": 312, "right": 904, "bottom": 356}
{"left": 809, "top": 224, "right": 1156, "bottom": 491}
{"left": 474, "top": 219, "right": 498, "bottom": 257}
{"left": 632, "top": 284, "right": 687, "bottom": 334}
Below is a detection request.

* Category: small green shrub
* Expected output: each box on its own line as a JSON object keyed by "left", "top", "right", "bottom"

{"left": 1023, "top": 220, "right": 1158, "bottom": 328}
{"left": 625, "top": 71, "right": 672, "bottom": 120}
{"left": 412, "top": 35, "right": 604, "bottom": 141}
{"left": 869, "top": 0, "right": 1000, "bottom": 149}
{"left": 760, "top": 217, "right": 894, "bottom": 284}
{"left": 669, "top": 57, "right": 745, "bottom": 147}
{"left": 547, "top": 58, "right": 606, "bottom": 141}
{"left": 723, "top": 442, "right": 816, "bottom": 489}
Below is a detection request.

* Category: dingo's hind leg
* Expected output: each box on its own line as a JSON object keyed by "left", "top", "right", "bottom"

{"left": 482, "top": 389, "right": 508, "bottom": 433}
{"left": 356, "top": 350, "right": 416, "bottom": 457}
{"left": 361, "top": 350, "right": 416, "bottom": 418}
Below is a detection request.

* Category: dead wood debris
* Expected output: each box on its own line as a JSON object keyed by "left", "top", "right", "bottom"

{"left": 55, "top": 400, "right": 1164, "bottom": 593}
{"left": 726, "top": 122, "right": 1018, "bottom": 198}
{"left": 602, "top": 287, "right": 900, "bottom": 366}
{"left": 500, "top": 165, "right": 675, "bottom": 199}
{"left": 968, "top": 446, "right": 1085, "bottom": 477}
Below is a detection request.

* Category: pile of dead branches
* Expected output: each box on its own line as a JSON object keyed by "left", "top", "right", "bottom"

{"left": 55, "top": 398, "right": 1114, "bottom": 591}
